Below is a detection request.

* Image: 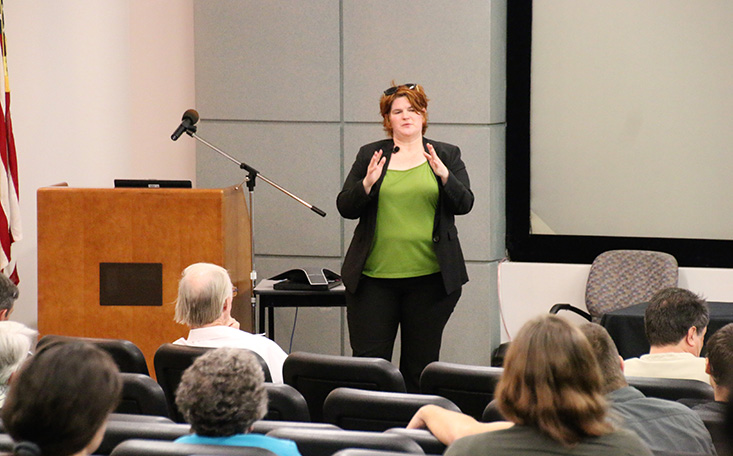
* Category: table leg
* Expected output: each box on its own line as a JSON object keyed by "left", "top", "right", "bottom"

{"left": 268, "top": 307, "right": 275, "bottom": 340}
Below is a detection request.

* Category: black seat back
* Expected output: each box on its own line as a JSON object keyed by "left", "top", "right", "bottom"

{"left": 266, "top": 428, "right": 424, "bottom": 456}
{"left": 154, "top": 343, "right": 271, "bottom": 422}
{"left": 283, "top": 352, "right": 406, "bottom": 422}
{"left": 264, "top": 382, "right": 311, "bottom": 421}
{"left": 323, "top": 387, "right": 459, "bottom": 431}
{"left": 37, "top": 335, "right": 149, "bottom": 375}
{"left": 419, "top": 361, "right": 503, "bottom": 421}
{"left": 110, "top": 439, "right": 277, "bottom": 456}
{"left": 626, "top": 376, "right": 714, "bottom": 401}
{"left": 117, "top": 373, "right": 171, "bottom": 418}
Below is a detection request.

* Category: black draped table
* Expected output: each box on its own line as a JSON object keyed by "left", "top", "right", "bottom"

{"left": 601, "top": 301, "right": 733, "bottom": 359}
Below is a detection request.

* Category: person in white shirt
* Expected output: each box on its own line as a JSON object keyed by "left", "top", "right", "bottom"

{"left": 173, "top": 262, "right": 288, "bottom": 383}
{"left": 623, "top": 287, "right": 710, "bottom": 384}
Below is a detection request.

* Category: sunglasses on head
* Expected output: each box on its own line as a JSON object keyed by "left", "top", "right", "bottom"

{"left": 383, "top": 83, "right": 417, "bottom": 96}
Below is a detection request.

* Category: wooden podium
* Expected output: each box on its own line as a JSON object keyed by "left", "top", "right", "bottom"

{"left": 37, "top": 185, "right": 252, "bottom": 375}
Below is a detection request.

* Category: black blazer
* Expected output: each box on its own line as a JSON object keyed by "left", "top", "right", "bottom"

{"left": 337, "top": 137, "right": 474, "bottom": 295}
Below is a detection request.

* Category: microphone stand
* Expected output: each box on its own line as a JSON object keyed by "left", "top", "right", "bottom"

{"left": 183, "top": 126, "right": 326, "bottom": 335}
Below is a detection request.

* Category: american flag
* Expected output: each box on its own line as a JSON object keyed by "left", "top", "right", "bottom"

{"left": 0, "top": 0, "right": 21, "bottom": 284}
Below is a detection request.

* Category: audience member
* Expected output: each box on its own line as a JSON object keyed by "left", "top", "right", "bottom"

{"left": 0, "top": 273, "right": 19, "bottom": 321}
{"left": 408, "top": 315, "right": 651, "bottom": 455}
{"left": 693, "top": 323, "right": 733, "bottom": 419}
{"left": 624, "top": 287, "right": 710, "bottom": 384}
{"left": 173, "top": 262, "right": 288, "bottom": 382}
{"left": 1, "top": 341, "right": 122, "bottom": 456}
{"left": 580, "top": 322, "right": 715, "bottom": 455}
{"left": 174, "top": 347, "right": 301, "bottom": 456}
{"left": 0, "top": 321, "right": 37, "bottom": 407}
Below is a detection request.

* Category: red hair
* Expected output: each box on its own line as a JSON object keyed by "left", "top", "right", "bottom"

{"left": 379, "top": 82, "right": 429, "bottom": 137}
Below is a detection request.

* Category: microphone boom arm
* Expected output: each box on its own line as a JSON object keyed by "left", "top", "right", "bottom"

{"left": 188, "top": 131, "right": 327, "bottom": 217}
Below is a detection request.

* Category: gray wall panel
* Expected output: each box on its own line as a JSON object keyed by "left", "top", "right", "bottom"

{"left": 343, "top": 1, "right": 493, "bottom": 124}
{"left": 440, "top": 262, "right": 499, "bottom": 365}
{"left": 194, "top": 0, "right": 340, "bottom": 121}
{"left": 195, "top": 121, "right": 341, "bottom": 256}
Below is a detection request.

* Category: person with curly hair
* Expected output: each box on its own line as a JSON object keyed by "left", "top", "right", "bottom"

{"left": 174, "top": 347, "right": 301, "bottom": 456}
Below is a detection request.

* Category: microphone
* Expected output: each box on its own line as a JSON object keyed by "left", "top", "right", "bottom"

{"left": 171, "top": 109, "right": 200, "bottom": 141}
{"left": 393, "top": 145, "right": 400, "bottom": 154}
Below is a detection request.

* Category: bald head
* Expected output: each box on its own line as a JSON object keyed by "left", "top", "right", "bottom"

{"left": 174, "top": 263, "right": 233, "bottom": 327}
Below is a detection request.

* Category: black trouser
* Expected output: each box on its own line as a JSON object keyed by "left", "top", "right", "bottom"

{"left": 345, "top": 273, "right": 460, "bottom": 393}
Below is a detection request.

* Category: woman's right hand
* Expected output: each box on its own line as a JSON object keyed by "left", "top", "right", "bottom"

{"left": 362, "top": 149, "right": 385, "bottom": 194}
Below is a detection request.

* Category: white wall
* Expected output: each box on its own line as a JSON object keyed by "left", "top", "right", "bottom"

{"left": 6, "top": 1, "right": 196, "bottom": 328}
{"left": 499, "top": 262, "right": 733, "bottom": 341}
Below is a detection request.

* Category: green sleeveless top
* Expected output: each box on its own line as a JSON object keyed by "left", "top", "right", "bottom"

{"left": 363, "top": 161, "right": 440, "bottom": 278}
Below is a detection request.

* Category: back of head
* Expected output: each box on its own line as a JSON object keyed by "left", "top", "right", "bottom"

{"left": 706, "top": 323, "right": 733, "bottom": 390}
{"left": 496, "top": 315, "right": 612, "bottom": 446}
{"left": 0, "top": 273, "right": 19, "bottom": 315}
{"left": 1, "top": 341, "right": 122, "bottom": 456}
{"left": 644, "top": 287, "right": 709, "bottom": 346}
{"left": 0, "top": 322, "right": 37, "bottom": 386}
{"left": 579, "top": 323, "right": 627, "bottom": 394}
{"left": 175, "top": 347, "right": 267, "bottom": 436}
{"left": 175, "top": 263, "right": 233, "bottom": 327}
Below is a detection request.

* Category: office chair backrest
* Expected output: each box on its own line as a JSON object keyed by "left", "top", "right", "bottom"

{"left": 110, "top": 439, "right": 277, "bottom": 456}
{"left": 37, "top": 334, "right": 149, "bottom": 375}
{"left": 266, "top": 428, "right": 424, "bottom": 456}
{"left": 419, "top": 361, "right": 503, "bottom": 421}
{"left": 264, "top": 382, "right": 311, "bottom": 422}
{"left": 626, "top": 376, "right": 714, "bottom": 401}
{"left": 323, "top": 387, "right": 460, "bottom": 432}
{"left": 153, "top": 343, "right": 272, "bottom": 422}
{"left": 585, "top": 250, "right": 678, "bottom": 320}
{"left": 117, "top": 373, "right": 171, "bottom": 419}
{"left": 283, "top": 352, "right": 406, "bottom": 422}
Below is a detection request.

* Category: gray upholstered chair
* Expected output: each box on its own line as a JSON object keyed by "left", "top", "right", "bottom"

{"left": 550, "top": 249, "right": 678, "bottom": 322}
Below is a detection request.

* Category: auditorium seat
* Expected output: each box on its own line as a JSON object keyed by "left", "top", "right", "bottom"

{"left": 283, "top": 352, "right": 406, "bottom": 422}
{"left": 384, "top": 428, "right": 445, "bottom": 455}
{"left": 97, "top": 420, "right": 191, "bottom": 455}
{"left": 333, "top": 450, "right": 426, "bottom": 456}
{"left": 266, "top": 428, "right": 424, "bottom": 455}
{"left": 250, "top": 420, "right": 341, "bottom": 435}
{"left": 110, "top": 439, "right": 277, "bottom": 456}
{"left": 116, "top": 373, "right": 171, "bottom": 418}
{"left": 626, "top": 376, "right": 714, "bottom": 401}
{"left": 419, "top": 361, "right": 502, "bottom": 421}
{"left": 323, "top": 387, "right": 460, "bottom": 432}
{"left": 264, "top": 382, "right": 311, "bottom": 422}
{"left": 153, "top": 343, "right": 271, "bottom": 422}
{"left": 37, "top": 335, "right": 149, "bottom": 375}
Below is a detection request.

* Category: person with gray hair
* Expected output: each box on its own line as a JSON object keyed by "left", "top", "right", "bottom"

{"left": 172, "top": 262, "right": 287, "bottom": 382}
{"left": 623, "top": 287, "right": 710, "bottom": 384}
{"left": 0, "top": 321, "right": 37, "bottom": 407}
{"left": 174, "top": 347, "right": 301, "bottom": 456}
{"left": 580, "top": 322, "right": 715, "bottom": 455}
{"left": 0, "top": 273, "right": 19, "bottom": 321}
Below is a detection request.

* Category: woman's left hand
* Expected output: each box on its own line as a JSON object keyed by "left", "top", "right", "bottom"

{"left": 424, "top": 143, "right": 449, "bottom": 185}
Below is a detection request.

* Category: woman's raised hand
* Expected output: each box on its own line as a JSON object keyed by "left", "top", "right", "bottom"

{"left": 363, "top": 149, "right": 386, "bottom": 194}
{"left": 424, "top": 143, "right": 449, "bottom": 185}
